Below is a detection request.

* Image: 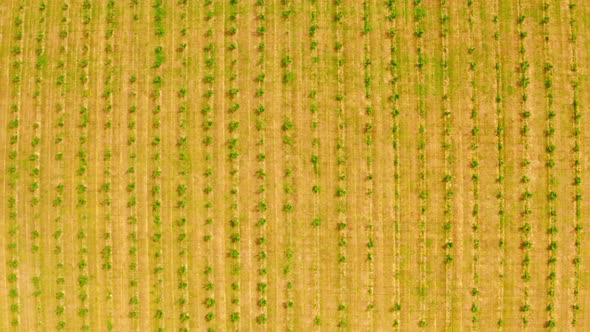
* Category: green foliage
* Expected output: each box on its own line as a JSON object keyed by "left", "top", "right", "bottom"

{"left": 283, "top": 72, "right": 295, "bottom": 83}
{"left": 205, "top": 297, "right": 216, "bottom": 308}
{"left": 257, "top": 314, "right": 267, "bottom": 324}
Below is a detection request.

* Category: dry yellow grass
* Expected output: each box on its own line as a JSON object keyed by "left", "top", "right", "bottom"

{"left": 1, "top": 0, "right": 589, "bottom": 331}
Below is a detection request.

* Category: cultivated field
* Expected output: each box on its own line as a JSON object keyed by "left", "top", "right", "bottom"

{"left": 1, "top": 0, "right": 589, "bottom": 331}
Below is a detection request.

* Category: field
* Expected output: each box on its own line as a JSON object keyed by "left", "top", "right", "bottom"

{"left": 1, "top": 0, "right": 589, "bottom": 331}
